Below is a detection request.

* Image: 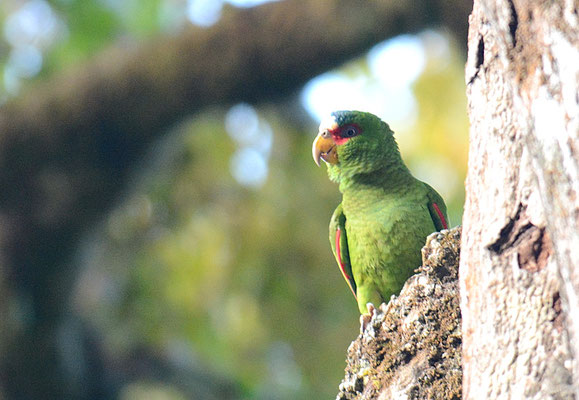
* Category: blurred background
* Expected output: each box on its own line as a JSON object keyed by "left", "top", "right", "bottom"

{"left": 0, "top": 0, "right": 470, "bottom": 399}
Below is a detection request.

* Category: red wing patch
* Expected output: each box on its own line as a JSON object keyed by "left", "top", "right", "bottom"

{"left": 432, "top": 202, "right": 448, "bottom": 229}
{"left": 336, "top": 227, "right": 357, "bottom": 300}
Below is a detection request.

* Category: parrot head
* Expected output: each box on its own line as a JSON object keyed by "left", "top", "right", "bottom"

{"left": 312, "top": 110, "right": 401, "bottom": 182}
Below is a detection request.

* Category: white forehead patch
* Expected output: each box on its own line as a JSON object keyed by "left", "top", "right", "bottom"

{"left": 318, "top": 114, "right": 338, "bottom": 132}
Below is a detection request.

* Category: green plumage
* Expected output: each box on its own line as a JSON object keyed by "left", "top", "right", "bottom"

{"left": 314, "top": 111, "right": 448, "bottom": 314}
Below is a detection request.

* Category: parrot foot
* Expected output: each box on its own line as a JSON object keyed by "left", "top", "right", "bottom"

{"left": 360, "top": 303, "right": 376, "bottom": 334}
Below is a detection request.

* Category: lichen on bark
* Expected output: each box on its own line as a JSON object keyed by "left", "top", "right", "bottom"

{"left": 336, "top": 227, "right": 462, "bottom": 400}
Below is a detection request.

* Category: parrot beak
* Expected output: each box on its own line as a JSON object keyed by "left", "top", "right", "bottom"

{"left": 312, "top": 130, "right": 338, "bottom": 166}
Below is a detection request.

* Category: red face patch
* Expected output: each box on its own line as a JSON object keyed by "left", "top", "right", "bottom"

{"left": 329, "top": 123, "right": 362, "bottom": 145}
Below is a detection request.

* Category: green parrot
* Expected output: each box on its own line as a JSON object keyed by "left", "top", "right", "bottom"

{"left": 312, "top": 110, "right": 448, "bottom": 315}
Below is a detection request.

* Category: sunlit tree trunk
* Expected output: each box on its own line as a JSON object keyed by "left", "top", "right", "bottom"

{"left": 461, "top": 0, "right": 578, "bottom": 397}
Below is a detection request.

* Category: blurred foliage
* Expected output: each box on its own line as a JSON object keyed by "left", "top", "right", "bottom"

{"left": 1, "top": 0, "right": 468, "bottom": 398}
{"left": 402, "top": 32, "right": 468, "bottom": 226}
{"left": 74, "top": 111, "right": 359, "bottom": 398}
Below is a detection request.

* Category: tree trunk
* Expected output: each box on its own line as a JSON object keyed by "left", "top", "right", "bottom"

{"left": 337, "top": 228, "right": 462, "bottom": 400}
{"left": 461, "top": 0, "right": 578, "bottom": 398}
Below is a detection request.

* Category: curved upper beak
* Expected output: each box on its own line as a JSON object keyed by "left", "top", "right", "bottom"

{"left": 312, "top": 131, "right": 338, "bottom": 166}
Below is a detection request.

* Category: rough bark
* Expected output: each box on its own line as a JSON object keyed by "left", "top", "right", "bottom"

{"left": 337, "top": 227, "right": 462, "bottom": 400}
{"left": 461, "top": 0, "right": 578, "bottom": 398}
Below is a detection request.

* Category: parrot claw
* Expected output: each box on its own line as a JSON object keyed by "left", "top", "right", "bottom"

{"left": 360, "top": 303, "right": 376, "bottom": 333}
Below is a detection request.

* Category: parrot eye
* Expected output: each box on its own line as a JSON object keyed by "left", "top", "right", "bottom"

{"left": 341, "top": 125, "right": 361, "bottom": 138}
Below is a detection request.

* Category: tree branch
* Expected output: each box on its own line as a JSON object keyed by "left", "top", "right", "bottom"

{"left": 0, "top": 0, "right": 470, "bottom": 282}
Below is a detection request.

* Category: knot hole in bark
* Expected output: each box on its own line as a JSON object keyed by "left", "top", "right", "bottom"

{"left": 488, "top": 203, "right": 552, "bottom": 272}
{"left": 507, "top": 0, "right": 519, "bottom": 48}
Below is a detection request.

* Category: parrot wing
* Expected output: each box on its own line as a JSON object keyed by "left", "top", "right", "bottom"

{"left": 424, "top": 183, "right": 449, "bottom": 231}
{"left": 329, "top": 204, "right": 357, "bottom": 300}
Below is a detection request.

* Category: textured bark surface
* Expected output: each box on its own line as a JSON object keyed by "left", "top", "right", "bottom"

{"left": 461, "top": 0, "right": 578, "bottom": 398}
{"left": 337, "top": 227, "right": 462, "bottom": 400}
